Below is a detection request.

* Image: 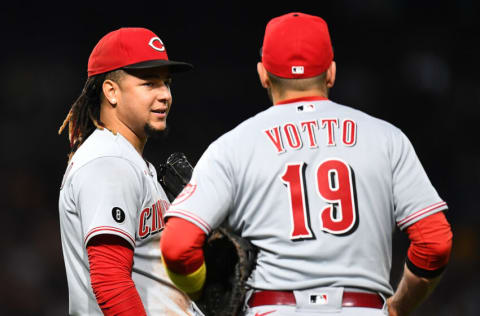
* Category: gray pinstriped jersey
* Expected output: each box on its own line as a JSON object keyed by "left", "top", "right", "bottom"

{"left": 166, "top": 98, "right": 447, "bottom": 296}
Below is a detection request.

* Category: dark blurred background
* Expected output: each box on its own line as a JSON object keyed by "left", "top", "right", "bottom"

{"left": 0, "top": 1, "right": 478, "bottom": 315}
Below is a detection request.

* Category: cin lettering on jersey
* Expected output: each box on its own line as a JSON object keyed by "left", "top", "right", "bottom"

{"left": 138, "top": 199, "right": 169, "bottom": 239}
{"left": 264, "top": 118, "right": 357, "bottom": 153}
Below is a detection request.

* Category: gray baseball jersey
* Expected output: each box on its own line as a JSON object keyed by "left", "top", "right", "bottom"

{"left": 166, "top": 97, "right": 447, "bottom": 296}
{"left": 59, "top": 128, "right": 195, "bottom": 315}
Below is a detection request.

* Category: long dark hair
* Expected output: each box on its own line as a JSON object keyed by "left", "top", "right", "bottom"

{"left": 58, "top": 71, "right": 120, "bottom": 160}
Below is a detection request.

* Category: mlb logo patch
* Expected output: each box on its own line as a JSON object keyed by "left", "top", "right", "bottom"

{"left": 297, "top": 104, "right": 316, "bottom": 112}
{"left": 310, "top": 293, "right": 328, "bottom": 305}
{"left": 292, "top": 66, "right": 304, "bottom": 74}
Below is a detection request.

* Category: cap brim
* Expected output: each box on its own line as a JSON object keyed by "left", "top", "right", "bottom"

{"left": 123, "top": 59, "right": 193, "bottom": 73}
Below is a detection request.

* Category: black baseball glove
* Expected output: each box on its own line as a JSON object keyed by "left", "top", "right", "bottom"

{"left": 158, "top": 152, "right": 194, "bottom": 202}
{"left": 158, "top": 152, "right": 258, "bottom": 316}
{"left": 196, "top": 227, "right": 258, "bottom": 316}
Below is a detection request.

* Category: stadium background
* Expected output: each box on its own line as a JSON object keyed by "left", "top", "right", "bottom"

{"left": 0, "top": 1, "right": 478, "bottom": 315}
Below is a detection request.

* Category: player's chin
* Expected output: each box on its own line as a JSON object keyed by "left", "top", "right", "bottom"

{"left": 144, "top": 122, "right": 169, "bottom": 139}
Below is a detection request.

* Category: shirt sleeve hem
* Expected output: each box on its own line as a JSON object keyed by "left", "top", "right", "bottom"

{"left": 84, "top": 226, "right": 136, "bottom": 248}
{"left": 397, "top": 201, "right": 448, "bottom": 230}
{"left": 165, "top": 210, "right": 212, "bottom": 234}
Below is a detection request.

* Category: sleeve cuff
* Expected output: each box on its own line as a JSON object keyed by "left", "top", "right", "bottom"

{"left": 162, "top": 258, "right": 206, "bottom": 295}
{"left": 406, "top": 257, "right": 446, "bottom": 279}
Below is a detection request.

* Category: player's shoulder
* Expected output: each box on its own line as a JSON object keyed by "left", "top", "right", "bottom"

{"left": 329, "top": 100, "right": 396, "bottom": 127}
{"left": 329, "top": 100, "right": 406, "bottom": 138}
{"left": 67, "top": 129, "right": 145, "bottom": 177}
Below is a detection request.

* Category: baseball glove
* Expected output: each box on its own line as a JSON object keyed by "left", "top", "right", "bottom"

{"left": 158, "top": 152, "right": 258, "bottom": 315}
{"left": 196, "top": 227, "right": 257, "bottom": 316}
{"left": 158, "top": 152, "right": 194, "bottom": 202}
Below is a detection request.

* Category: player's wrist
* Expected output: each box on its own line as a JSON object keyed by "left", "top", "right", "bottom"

{"left": 162, "top": 258, "right": 206, "bottom": 295}
{"left": 386, "top": 296, "right": 407, "bottom": 316}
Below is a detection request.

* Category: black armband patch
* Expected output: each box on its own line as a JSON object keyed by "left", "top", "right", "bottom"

{"left": 406, "top": 257, "right": 446, "bottom": 279}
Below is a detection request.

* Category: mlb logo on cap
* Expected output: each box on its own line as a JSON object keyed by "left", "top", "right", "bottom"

{"left": 261, "top": 12, "right": 333, "bottom": 79}
{"left": 292, "top": 66, "right": 304, "bottom": 74}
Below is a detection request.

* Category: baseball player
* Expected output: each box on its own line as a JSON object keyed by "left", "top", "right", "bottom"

{"left": 160, "top": 12, "right": 453, "bottom": 316}
{"left": 58, "top": 27, "right": 203, "bottom": 315}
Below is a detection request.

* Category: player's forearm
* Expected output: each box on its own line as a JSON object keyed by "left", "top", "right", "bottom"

{"left": 387, "top": 264, "right": 441, "bottom": 316}
{"left": 87, "top": 235, "right": 147, "bottom": 315}
{"left": 388, "top": 212, "right": 452, "bottom": 315}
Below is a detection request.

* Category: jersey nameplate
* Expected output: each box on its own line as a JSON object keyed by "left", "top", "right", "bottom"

{"left": 264, "top": 118, "right": 357, "bottom": 154}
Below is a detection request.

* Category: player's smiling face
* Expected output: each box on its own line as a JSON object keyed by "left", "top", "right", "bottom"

{"left": 115, "top": 67, "right": 172, "bottom": 140}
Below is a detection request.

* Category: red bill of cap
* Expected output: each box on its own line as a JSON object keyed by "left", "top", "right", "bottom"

{"left": 87, "top": 27, "right": 192, "bottom": 77}
{"left": 261, "top": 12, "right": 333, "bottom": 79}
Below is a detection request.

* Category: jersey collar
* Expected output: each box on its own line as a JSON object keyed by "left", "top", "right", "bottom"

{"left": 275, "top": 96, "right": 328, "bottom": 106}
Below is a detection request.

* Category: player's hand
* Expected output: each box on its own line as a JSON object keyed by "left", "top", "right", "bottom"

{"left": 386, "top": 296, "right": 407, "bottom": 316}
{"left": 387, "top": 297, "right": 398, "bottom": 316}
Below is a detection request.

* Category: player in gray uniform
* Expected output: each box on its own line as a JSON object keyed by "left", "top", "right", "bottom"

{"left": 160, "top": 13, "right": 453, "bottom": 316}
{"left": 58, "top": 27, "right": 203, "bottom": 315}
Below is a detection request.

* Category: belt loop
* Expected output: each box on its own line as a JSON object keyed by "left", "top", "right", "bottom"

{"left": 243, "top": 289, "right": 255, "bottom": 313}
{"left": 378, "top": 292, "right": 388, "bottom": 312}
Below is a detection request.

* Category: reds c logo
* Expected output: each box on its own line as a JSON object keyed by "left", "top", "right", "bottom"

{"left": 148, "top": 37, "right": 165, "bottom": 52}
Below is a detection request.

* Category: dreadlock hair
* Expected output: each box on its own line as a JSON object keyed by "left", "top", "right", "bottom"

{"left": 58, "top": 70, "right": 124, "bottom": 160}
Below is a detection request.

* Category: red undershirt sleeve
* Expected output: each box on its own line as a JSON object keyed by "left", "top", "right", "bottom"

{"left": 405, "top": 211, "right": 453, "bottom": 278}
{"left": 87, "top": 234, "right": 146, "bottom": 316}
{"left": 160, "top": 217, "right": 207, "bottom": 299}
{"left": 160, "top": 217, "right": 207, "bottom": 274}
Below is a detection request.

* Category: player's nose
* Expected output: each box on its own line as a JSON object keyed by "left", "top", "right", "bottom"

{"left": 156, "top": 85, "right": 172, "bottom": 105}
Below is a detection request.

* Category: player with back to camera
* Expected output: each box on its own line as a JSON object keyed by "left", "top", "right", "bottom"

{"left": 160, "top": 12, "right": 453, "bottom": 316}
{"left": 58, "top": 27, "right": 204, "bottom": 315}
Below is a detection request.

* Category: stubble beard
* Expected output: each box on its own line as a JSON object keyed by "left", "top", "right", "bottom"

{"left": 144, "top": 123, "right": 169, "bottom": 140}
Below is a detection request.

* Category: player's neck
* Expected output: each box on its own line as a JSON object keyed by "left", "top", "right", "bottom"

{"left": 100, "top": 110, "right": 147, "bottom": 155}
{"left": 272, "top": 89, "right": 328, "bottom": 105}
{"left": 120, "top": 130, "right": 146, "bottom": 155}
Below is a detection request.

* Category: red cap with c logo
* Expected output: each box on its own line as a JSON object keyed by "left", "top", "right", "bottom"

{"left": 87, "top": 27, "right": 192, "bottom": 77}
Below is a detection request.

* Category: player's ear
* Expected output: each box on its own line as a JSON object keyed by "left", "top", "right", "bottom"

{"left": 257, "top": 62, "right": 271, "bottom": 88}
{"left": 102, "top": 79, "right": 119, "bottom": 106}
{"left": 326, "top": 61, "right": 336, "bottom": 89}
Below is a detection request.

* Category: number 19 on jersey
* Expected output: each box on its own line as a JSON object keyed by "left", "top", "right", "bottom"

{"left": 280, "top": 158, "right": 359, "bottom": 240}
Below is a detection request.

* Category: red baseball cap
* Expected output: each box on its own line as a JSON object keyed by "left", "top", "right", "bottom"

{"left": 87, "top": 27, "right": 193, "bottom": 77}
{"left": 261, "top": 12, "right": 333, "bottom": 79}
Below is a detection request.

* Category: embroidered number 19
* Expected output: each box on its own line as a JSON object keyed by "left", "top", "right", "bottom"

{"left": 281, "top": 158, "right": 358, "bottom": 239}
